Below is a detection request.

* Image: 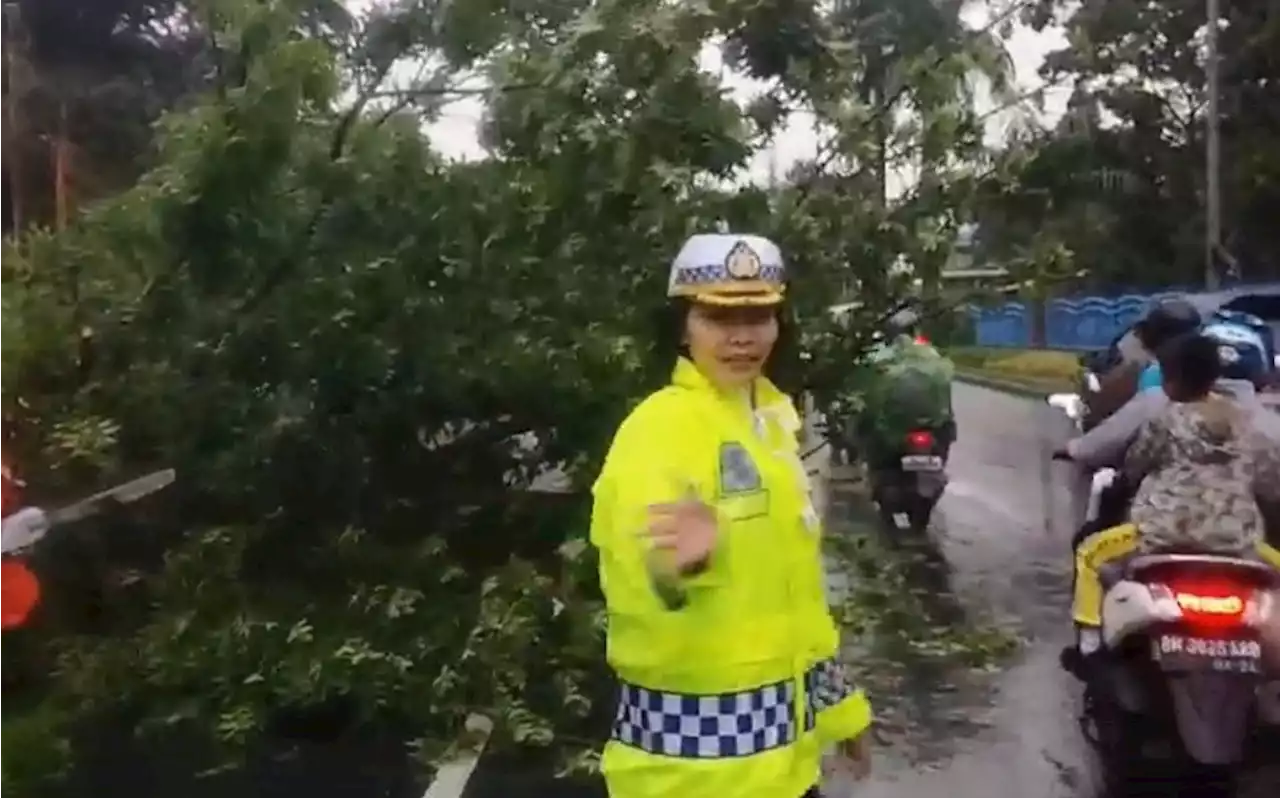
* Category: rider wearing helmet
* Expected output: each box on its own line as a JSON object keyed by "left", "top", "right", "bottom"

{"left": 1062, "top": 332, "right": 1280, "bottom": 677}
{"left": 1208, "top": 315, "right": 1269, "bottom": 389}
{"left": 1086, "top": 298, "right": 1202, "bottom": 424}
{"left": 1065, "top": 298, "right": 1205, "bottom": 472}
{"left": 1132, "top": 297, "right": 1204, "bottom": 392}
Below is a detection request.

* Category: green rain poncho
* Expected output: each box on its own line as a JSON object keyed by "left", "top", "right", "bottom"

{"left": 857, "top": 335, "right": 956, "bottom": 447}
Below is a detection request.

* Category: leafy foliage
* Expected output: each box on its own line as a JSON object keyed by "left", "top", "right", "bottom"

{"left": 975, "top": 0, "right": 1280, "bottom": 289}
{"left": 2, "top": 0, "right": 1025, "bottom": 791}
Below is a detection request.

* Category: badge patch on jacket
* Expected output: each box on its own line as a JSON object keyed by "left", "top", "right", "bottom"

{"left": 718, "top": 442, "right": 762, "bottom": 494}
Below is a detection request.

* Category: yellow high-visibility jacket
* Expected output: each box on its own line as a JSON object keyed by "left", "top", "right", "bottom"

{"left": 590, "top": 358, "right": 873, "bottom": 798}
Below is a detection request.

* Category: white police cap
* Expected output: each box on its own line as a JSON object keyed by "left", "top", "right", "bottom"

{"left": 667, "top": 234, "right": 786, "bottom": 307}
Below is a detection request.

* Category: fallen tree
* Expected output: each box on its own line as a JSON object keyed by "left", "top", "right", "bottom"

{"left": 1, "top": 0, "right": 1020, "bottom": 793}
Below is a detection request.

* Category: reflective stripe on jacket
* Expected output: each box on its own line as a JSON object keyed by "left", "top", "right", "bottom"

{"left": 590, "top": 358, "right": 873, "bottom": 798}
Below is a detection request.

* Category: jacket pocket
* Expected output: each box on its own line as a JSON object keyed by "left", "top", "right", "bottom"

{"left": 717, "top": 489, "right": 770, "bottom": 522}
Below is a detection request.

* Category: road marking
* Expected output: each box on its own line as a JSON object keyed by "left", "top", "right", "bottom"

{"left": 421, "top": 714, "right": 493, "bottom": 798}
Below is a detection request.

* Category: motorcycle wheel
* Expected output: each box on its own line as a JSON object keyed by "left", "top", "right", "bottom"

{"left": 1083, "top": 683, "right": 1241, "bottom": 798}
{"left": 1082, "top": 685, "right": 1144, "bottom": 795}
{"left": 874, "top": 494, "right": 936, "bottom": 536}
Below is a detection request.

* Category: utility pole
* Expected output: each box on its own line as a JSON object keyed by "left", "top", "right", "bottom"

{"left": 3, "top": 2, "right": 26, "bottom": 232}
{"left": 1205, "top": 0, "right": 1222, "bottom": 289}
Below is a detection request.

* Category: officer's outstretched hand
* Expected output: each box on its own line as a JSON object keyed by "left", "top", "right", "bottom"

{"left": 645, "top": 496, "right": 717, "bottom": 575}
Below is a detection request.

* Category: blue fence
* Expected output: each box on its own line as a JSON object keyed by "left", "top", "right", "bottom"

{"left": 973, "top": 293, "right": 1175, "bottom": 351}
{"left": 973, "top": 283, "right": 1280, "bottom": 350}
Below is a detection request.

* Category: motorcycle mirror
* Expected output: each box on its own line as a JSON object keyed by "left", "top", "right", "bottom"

{"left": 1047, "top": 392, "right": 1084, "bottom": 421}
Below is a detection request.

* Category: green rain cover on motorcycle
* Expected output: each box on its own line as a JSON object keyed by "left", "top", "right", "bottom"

{"left": 860, "top": 336, "right": 956, "bottom": 439}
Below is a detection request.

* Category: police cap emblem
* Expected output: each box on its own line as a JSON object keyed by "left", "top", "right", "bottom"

{"left": 724, "top": 241, "right": 762, "bottom": 280}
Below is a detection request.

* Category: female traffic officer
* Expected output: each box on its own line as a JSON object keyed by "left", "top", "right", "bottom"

{"left": 589, "top": 233, "right": 873, "bottom": 798}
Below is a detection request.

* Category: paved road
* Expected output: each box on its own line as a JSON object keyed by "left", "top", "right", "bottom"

{"left": 826, "top": 382, "right": 1091, "bottom": 798}
{"left": 472, "top": 383, "right": 1277, "bottom": 798}
{"left": 821, "top": 382, "right": 1278, "bottom": 798}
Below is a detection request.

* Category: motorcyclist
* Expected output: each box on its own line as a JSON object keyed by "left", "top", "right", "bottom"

{"left": 1064, "top": 314, "right": 1279, "bottom": 480}
{"left": 1062, "top": 332, "right": 1280, "bottom": 673}
{"left": 1085, "top": 298, "right": 1201, "bottom": 424}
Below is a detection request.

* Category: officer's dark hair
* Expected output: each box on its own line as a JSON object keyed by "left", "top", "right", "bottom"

{"left": 1156, "top": 332, "right": 1220, "bottom": 401}
{"left": 653, "top": 298, "right": 800, "bottom": 393}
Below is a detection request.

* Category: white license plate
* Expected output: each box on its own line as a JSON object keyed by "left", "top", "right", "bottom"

{"left": 900, "top": 455, "right": 943, "bottom": 472}
{"left": 1157, "top": 637, "right": 1254, "bottom": 660}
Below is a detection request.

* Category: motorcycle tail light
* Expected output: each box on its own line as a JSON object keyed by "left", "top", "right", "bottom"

{"left": 1159, "top": 573, "right": 1251, "bottom": 631}
{"left": 906, "top": 430, "right": 935, "bottom": 451}
{"left": 914, "top": 335, "right": 930, "bottom": 345}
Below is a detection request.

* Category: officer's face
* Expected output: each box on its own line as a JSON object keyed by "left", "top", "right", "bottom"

{"left": 685, "top": 302, "right": 779, "bottom": 388}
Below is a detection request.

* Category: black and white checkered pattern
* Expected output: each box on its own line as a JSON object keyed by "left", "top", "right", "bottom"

{"left": 612, "top": 658, "right": 857, "bottom": 759}
{"left": 612, "top": 678, "right": 798, "bottom": 759}
{"left": 672, "top": 263, "right": 786, "bottom": 287}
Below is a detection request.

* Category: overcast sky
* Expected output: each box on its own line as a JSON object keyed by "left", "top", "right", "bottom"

{"left": 350, "top": 2, "right": 1069, "bottom": 183}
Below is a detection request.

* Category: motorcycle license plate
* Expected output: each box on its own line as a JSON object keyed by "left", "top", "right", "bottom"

{"left": 1153, "top": 634, "right": 1263, "bottom": 674}
{"left": 900, "top": 455, "right": 943, "bottom": 472}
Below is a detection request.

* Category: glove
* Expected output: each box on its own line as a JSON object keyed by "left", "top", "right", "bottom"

{"left": 2, "top": 507, "right": 51, "bottom": 553}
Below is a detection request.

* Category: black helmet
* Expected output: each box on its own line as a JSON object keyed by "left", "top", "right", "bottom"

{"left": 1136, "top": 297, "right": 1201, "bottom": 350}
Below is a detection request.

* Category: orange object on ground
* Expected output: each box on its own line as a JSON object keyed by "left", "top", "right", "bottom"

{"left": 2, "top": 558, "right": 41, "bottom": 629}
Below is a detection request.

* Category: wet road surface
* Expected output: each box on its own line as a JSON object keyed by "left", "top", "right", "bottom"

{"left": 822, "top": 381, "right": 1092, "bottom": 798}
{"left": 822, "top": 382, "right": 1279, "bottom": 798}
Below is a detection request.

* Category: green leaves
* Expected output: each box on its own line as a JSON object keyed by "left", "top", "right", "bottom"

{"left": 3, "top": 0, "right": 1033, "bottom": 788}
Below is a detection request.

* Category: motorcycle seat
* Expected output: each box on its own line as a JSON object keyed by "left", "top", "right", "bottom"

{"left": 1128, "top": 552, "right": 1280, "bottom": 588}
{"left": 1099, "top": 551, "right": 1280, "bottom": 592}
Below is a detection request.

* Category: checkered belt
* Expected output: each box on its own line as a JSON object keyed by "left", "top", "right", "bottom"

{"left": 612, "top": 658, "right": 856, "bottom": 759}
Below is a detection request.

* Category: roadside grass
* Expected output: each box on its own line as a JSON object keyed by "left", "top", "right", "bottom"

{"left": 947, "top": 346, "right": 1083, "bottom": 395}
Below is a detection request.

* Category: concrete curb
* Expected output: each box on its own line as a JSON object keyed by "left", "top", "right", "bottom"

{"left": 954, "top": 369, "right": 1071, "bottom": 399}
{"left": 420, "top": 717, "right": 494, "bottom": 798}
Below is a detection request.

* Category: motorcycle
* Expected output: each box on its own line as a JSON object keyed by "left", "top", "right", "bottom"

{"left": 2, "top": 465, "right": 175, "bottom": 630}
{"left": 1087, "top": 551, "right": 1279, "bottom": 789}
{"left": 824, "top": 412, "right": 954, "bottom": 534}
{"left": 1039, "top": 426, "right": 1280, "bottom": 790}
{"left": 824, "top": 315, "right": 957, "bottom": 532}
{"left": 1048, "top": 391, "right": 1087, "bottom": 435}
{"left": 860, "top": 424, "right": 953, "bottom": 534}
